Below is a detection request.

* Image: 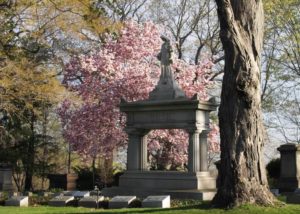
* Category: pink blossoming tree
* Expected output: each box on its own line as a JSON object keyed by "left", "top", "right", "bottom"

{"left": 59, "top": 21, "right": 219, "bottom": 170}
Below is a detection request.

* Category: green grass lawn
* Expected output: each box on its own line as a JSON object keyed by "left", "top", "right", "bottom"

{"left": 0, "top": 203, "right": 300, "bottom": 214}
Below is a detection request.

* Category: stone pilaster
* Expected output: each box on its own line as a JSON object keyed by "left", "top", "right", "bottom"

{"left": 200, "top": 130, "right": 209, "bottom": 171}
{"left": 188, "top": 129, "right": 201, "bottom": 172}
{"left": 126, "top": 129, "right": 149, "bottom": 171}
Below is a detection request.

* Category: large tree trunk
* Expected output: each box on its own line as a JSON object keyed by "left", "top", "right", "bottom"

{"left": 212, "top": 0, "right": 276, "bottom": 207}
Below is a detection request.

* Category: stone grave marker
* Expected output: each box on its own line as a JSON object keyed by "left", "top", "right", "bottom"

{"left": 102, "top": 37, "right": 218, "bottom": 200}
{"left": 142, "top": 195, "right": 170, "bottom": 208}
{"left": 5, "top": 196, "right": 28, "bottom": 207}
{"left": 278, "top": 143, "right": 300, "bottom": 192}
{"left": 48, "top": 195, "right": 75, "bottom": 207}
{"left": 109, "top": 196, "right": 136, "bottom": 208}
{"left": 287, "top": 188, "right": 300, "bottom": 204}
{"left": 78, "top": 196, "right": 104, "bottom": 208}
{"left": 62, "top": 191, "right": 76, "bottom": 196}
{"left": 74, "top": 191, "right": 90, "bottom": 198}
{"left": 62, "top": 191, "right": 90, "bottom": 198}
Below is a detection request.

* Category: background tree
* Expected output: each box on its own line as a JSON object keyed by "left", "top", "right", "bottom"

{"left": 212, "top": 0, "right": 276, "bottom": 207}
{"left": 0, "top": 0, "right": 119, "bottom": 190}
{"left": 262, "top": 0, "right": 300, "bottom": 146}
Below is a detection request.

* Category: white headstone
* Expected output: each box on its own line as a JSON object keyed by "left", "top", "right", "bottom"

{"left": 74, "top": 191, "right": 90, "bottom": 198}
{"left": 109, "top": 196, "right": 136, "bottom": 208}
{"left": 63, "top": 191, "right": 77, "bottom": 196}
{"left": 287, "top": 193, "right": 300, "bottom": 204}
{"left": 5, "top": 196, "right": 28, "bottom": 207}
{"left": 142, "top": 195, "right": 170, "bottom": 208}
{"left": 48, "top": 196, "right": 75, "bottom": 207}
{"left": 78, "top": 196, "right": 104, "bottom": 208}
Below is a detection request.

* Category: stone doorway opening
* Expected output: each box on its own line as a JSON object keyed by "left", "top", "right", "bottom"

{"left": 147, "top": 129, "right": 188, "bottom": 172}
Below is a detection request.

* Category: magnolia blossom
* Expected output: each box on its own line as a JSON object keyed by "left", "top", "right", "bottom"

{"left": 59, "top": 21, "right": 219, "bottom": 167}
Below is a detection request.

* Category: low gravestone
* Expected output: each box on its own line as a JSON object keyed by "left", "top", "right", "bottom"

{"left": 142, "top": 195, "right": 170, "bottom": 208}
{"left": 109, "top": 196, "right": 136, "bottom": 208}
{"left": 287, "top": 189, "right": 300, "bottom": 204}
{"left": 78, "top": 196, "right": 104, "bottom": 208}
{"left": 63, "top": 191, "right": 77, "bottom": 196}
{"left": 5, "top": 196, "right": 28, "bottom": 207}
{"left": 48, "top": 195, "right": 75, "bottom": 207}
{"left": 74, "top": 191, "right": 90, "bottom": 198}
{"left": 63, "top": 191, "right": 90, "bottom": 198}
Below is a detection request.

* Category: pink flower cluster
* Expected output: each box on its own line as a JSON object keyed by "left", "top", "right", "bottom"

{"left": 59, "top": 21, "right": 219, "bottom": 165}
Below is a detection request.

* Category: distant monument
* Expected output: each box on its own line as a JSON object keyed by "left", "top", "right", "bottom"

{"left": 0, "top": 163, "right": 13, "bottom": 191}
{"left": 278, "top": 143, "right": 300, "bottom": 192}
{"left": 102, "top": 36, "right": 218, "bottom": 200}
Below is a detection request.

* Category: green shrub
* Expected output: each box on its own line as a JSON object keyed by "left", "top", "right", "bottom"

{"left": 128, "top": 198, "right": 142, "bottom": 208}
{"left": 49, "top": 188, "right": 64, "bottom": 193}
{"left": 266, "top": 158, "right": 281, "bottom": 188}
{"left": 29, "top": 196, "right": 51, "bottom": 206}
{"left": 0, "top": 192, "right": 9, "bottom": 206}
{"left": 266, "top": 158, "right": 281, "bottom": 179}
{"left": 73, "top": 167, "right": 103, "bottom": 190}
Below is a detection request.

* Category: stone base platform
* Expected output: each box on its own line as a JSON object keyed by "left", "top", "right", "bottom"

{"left": 102, "top": 187, "right": 216, "bottom": 200}
{"left": 102, "top": 170, "right": 216, "bottom": 200}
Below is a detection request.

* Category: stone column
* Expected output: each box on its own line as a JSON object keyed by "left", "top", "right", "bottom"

{"left": 199, "top": 130, "right": 209, "bottom": 171}
{"left": 126, "top": 129, "right": 148, "bottom": 171}
{"left": 277, "top": 143, "right": 300, "bottom": 192}
{"left": 188, "top": 129, "right": 201, "bottom": 172}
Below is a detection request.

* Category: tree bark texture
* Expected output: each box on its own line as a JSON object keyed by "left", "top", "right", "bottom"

{"left": 212, "top": 0, "right": 275, "bottom": 207}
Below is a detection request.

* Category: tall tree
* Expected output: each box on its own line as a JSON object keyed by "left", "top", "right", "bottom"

{"left": 212, "top": 0, "right": 276, "bottom": 207}
{"left": 262, "top": 0, "right": 300, "bottom": 145}
{"left": 0, "top": 0, "right": 119, "bottom": 190}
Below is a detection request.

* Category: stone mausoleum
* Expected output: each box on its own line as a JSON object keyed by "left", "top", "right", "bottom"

{"left": 102, "top": 36, "right": 218, "bottom": 200}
